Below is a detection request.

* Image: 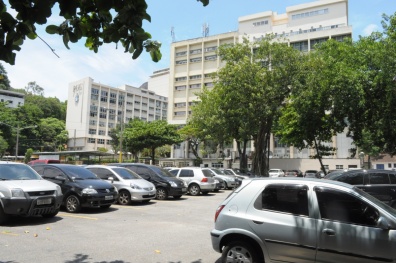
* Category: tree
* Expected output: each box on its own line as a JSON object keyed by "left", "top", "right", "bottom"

{"left": 25, "top": 95, "right": 67, "bottom": 120}
{"left": 0, "top": 63, "right": 11, "bottom": 89}
{"left": 122, "top": 119, "right": 182, "bottom": 164}
{"left": 178, "top": 123, "right": 207, "bottom": 166}
{"left": 0, "top": 135, "right": 8, "bottom": 158}
{"left": 191, "top": 37, "right": 302, "bottom": 175}
{"left": 0, "top": 0, "right": 209, "bottom": 65}
{"left": 24, "top": 148, "right": 34, "bottom": 164}
{"left": 38, "top": 117, "right": 67, "bottom": 151}
{"left": 25, "top": 81, "right": 44, "bottom": 96}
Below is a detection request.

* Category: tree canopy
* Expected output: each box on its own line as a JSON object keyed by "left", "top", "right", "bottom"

{"left": 0, "top": 0, "right": 209, "bottom": 65}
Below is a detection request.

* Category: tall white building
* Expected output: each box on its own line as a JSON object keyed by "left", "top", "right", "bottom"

{"left": 65, "top": 77, "right": 168, "bottom": 151}
{"left": 165, "top": 0, "right": 359, "bottom": 170}
{"left": 0, "top": 89, "right": 24, "bottom": 108}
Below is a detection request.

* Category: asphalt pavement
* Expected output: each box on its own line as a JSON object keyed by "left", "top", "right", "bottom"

{"left": 0, "top": 190, "right": 230, "bottom": 263}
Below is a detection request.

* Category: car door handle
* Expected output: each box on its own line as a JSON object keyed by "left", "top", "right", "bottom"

{"left": 252, "top": 220, "right": 264, "bottom": 225}
{"left": 322, "top": 229, "right": 335, "bottom": 236}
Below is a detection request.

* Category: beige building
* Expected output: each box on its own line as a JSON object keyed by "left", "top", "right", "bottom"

{"left": 66, "top": 77, "right": 168, "bottom": 152}
{"left": 163, "top": 0, "right": 360, "bottom": 171}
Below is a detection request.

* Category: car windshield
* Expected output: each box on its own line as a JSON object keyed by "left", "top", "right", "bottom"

{"left": 0, "top": 164, "right": 42, "bottom": 180}
{"left": 353, "top": 187, "right": 396, "bottom": 216}
{"left": 211, "top": 168, "right": 226, "bottom": 175}
{"left": 151, "top": 166, "right": 176, "bottom": 178}
{"left": 63, "top": 166, "right": 99, "bottom": 179}
{"left": 223, "top": 170, "right": 234, "bottom": 175}
{"left": 113, "top": 167, "right": 141, "bottom": 179}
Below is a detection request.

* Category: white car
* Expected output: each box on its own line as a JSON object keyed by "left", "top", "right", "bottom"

{"left": 269, "top": 168, "right": 285, "bottom": 177}
{"left": 169, "top": 167, "right": 216, "bottom": 196}
{"left": 86, "top": 165, "right": 156, "bottom": 205}
{"left": 0, "top": 161, "right": 63, "bottom": 224}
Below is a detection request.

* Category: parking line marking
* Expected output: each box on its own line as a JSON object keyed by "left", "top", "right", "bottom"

{"left": 1, "top": 231, "right": 19, "bottom": 236}
{"left": 58, "top": 213, "right": 98, "bottom": 220}
{"left": 112, "top": 205, "right": 144, "bottom": 210}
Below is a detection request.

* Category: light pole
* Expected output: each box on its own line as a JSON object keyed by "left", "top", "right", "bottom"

{"left": 0, "top": 122, "right": 37, "bottom": 161}
{"left": 359, "top": 151, "right": 365, "bottom": 169}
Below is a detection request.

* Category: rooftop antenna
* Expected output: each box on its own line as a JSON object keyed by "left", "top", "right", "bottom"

{"left": 171, "top": 26, "right": 176, "bottom": 42}
{"left": 202, "top": 23, "right": 209, "bottom": 37}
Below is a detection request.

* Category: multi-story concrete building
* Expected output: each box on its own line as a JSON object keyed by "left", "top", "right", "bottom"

{"left": 0, "top": 89, "right": 24, "bottom": 108}
{"left": 164, "top": 0, "right": 359, "bottom": 171}
{"left": 65, "top": 77, "right": 168, "bottom": 152}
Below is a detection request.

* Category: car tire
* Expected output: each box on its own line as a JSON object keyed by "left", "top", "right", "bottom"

{"left": 0, "top": 205, "right": 10, "bottom": 225}
{"left": 188, "top": 184, "right": 201, "bottom": 196}
{"left": 118, "top": 190, "right": 132, "bottom": 205}
{"left": 42, "top": 209, "right": 59, "bottom": 218}
{"left": 222, "top": 240, "right": 260, "bottom": 263}
{"left": 156, "top": 188, "right": 168, "bottom": 200}
{"left": 65, "top": 195, "right": 81, "bottom": 213}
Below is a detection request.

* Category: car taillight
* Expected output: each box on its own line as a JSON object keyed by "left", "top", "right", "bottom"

{"left": 201, "top": 177, "right": 208, "bottom": 182}
{"left": 214, "top": 205, "right": 225, "bottom": 222}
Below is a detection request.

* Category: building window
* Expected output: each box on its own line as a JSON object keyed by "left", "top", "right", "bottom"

{"left": 292, "top": 8, "right": 329, "bottom": 20}
{"left": 175, "top": 102, "right": 186, "bottom": 108}
{"left": 212, "top": 163, "right": 223, "bottom": 168}
{"left": 389, "top": 163, "right": 392, "bottom": 168}
{"left": 190, "top": 57, "right": 202, "bottom": 63}
{"left": 205, "top": 46, "right": 217, "bottom": 52}
{"left": 97, "top": 139, "right": 105, "bottom": 144}
{"left": 189, "top": 84, "right": 201, "bottom": 89}
{"left": 336, "top": 165, "right": 344, "bottom": 170}
{"left": 291, "top": 41, "right": 308, "bottom": 52}
{"left": 175, "top": 77, "right": 187, "bottom": 82}
{"left": 204, "top": 82, "right": 214, "bottom": 87}
{"left": 204, "top": 73, "right": 213, "bottom": 78}
{"left": 89, "top": 120, "right": 97, "bottom": 126}
{"left": 89, "top": 129, "right": 96, "bottom": 135}
{"left": 310, "top": 38, "right": 328, "bottom": 49}
{"left": 99, "top": 121, "right": 105, "bottom": 127}
{"left": 205, "top": 55, "right": 217, "bottom": 61}
{"left": 174, "top": 111, "right": 186, "bottom": 116}
{"left": 176, "top": 51, "right": 187, "bottom": 57}
{"left": 190, "top": 49, "right": 202, "bottom": 55}
{"left": 189, "top": 74, "right": 202, "bottom": 80}
{"left": 175, "top": 85, "right": 186, "bottom": 91}
{"left": 253, "top": 20, "right": 268, "bottom": 26}
{"left": 98, "top": 130, "right": 106, "bottom": 135}
{"left": 176, "top": 60, "right": 187, "bottom": 65}
{"left": 88, "top": 138, "right": 96, "bottom": 143}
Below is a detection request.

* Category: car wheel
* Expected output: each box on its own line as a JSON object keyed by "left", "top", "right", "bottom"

{"left": 156, "top": 188, "right": 168, "bottom": 200}
{"left": 100, "top": 205, "right": 111, "bottom": 209}
{"left": 188, "top": 184, "right": 200, "bottom": 196}
{"left": 0, "top": 205, "right": 10, "bottom": 225}
{"left": 118, "top": 190, "right": 132, "bottom": 205}
{"left": 65, "top": 195, "right": 81, "bottom": 213}
{"left": 222, "top": 240, "right": 260, "bottom": 263}
{"left": 42, "top": 209, "right": 59, "bottom": 218}
{"left": 173, "top": 195, "right": 182, "bottom": 199}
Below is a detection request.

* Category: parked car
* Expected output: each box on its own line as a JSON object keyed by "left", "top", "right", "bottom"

{"left": 203, "top": 168, "right": 240, "bottom": 189}
{"left": 221, "top": 168, "right": 251, "bottom": 180}
{"left": 107, "top": 163, "right": 187, "bottom": 200}
{"left": 27, "top": 159, "right": 61, "bottom": 166}
{"left": 315, "top": 170, "right": 326, "bottom": 178}
{"left": 325, "top": 169, "right": 396, "bottom": 209}
{"left": 213, "top": 177, "right": 226, "bottom": 192}
{"left": 31, "top": 164, "right": 118, "bottom": 213}
{"left": 284, "top": 169, "right": 303, "bottom": 177}
{"left": 268, "top": 169, "right": 285, "bottom": 177}
{"left": 85, "top": 165, "right": 156, "bottom": 204}
{"left": 304, "top": 169, "right": 319, "bottom": 178}
{"left": 169, "top": 167, "right": 216, "bottom": 196}
{"left": 0, "top": 161, "right": 63, "bottom": 224}
{"left": 211, "top": 177, "right": 396, "bottom": 263}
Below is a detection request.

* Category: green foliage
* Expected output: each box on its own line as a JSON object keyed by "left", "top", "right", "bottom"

{"left": 25, "top": 81, "right": 44, "bottom": 96}
{"left": 25, "top": 95, "right": 66, "bottom": 120}
{"left": 0, "top": 0, "right": 209, "bottom": 65}
{"left": 24, "top": 148, "right": 34, "bottom": 163}
{"left": 0, "top": 135, "right": 8, "bottom": 157}
{"left": 0, "top": 63, "right": 11, "bottom": 89}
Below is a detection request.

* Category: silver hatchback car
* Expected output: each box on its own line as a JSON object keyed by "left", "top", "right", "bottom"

{"left": 169, "top": 167, "right": 216, "bottom": 196}
{"left": 211, "top": 177, "right": 396, "bottom": 263}
{"left": 86, "top": 165, "right": 156, "bottom": 204}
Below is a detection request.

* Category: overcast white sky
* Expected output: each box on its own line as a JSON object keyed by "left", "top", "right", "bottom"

{"left": 3, "top": 0, "right": 395, "bottom": 102}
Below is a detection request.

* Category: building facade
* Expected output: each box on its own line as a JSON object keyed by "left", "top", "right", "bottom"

{"left": 164, "top": 0, "right": 359, "bottom": 171}
{"left": 65, "top": 77, "right": 168, "bottom": 152}
{"left": 0, "top": 89, "right": 24, "bottom": 108}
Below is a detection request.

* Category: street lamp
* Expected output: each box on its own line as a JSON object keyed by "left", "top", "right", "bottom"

{"left": 359, "top": 151, "right": 365, "bottom": 169}
{"left": 0, "top": 122, "right": 37, "bottom": 161}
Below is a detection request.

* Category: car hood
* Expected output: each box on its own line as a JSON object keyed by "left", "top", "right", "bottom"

{"left": 1, "top": 179, "right": 58, "bottom": 191}
{"left": 123, "top": 179, "right": 155, "bottom": 188}
{"left": 73, "top": 179, "right": 113, "bottom": 189}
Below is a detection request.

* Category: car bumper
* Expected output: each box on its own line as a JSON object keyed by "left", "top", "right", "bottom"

{"left": 80, "top": 193, "right": 118, "bottom": 208}
{"left": 2, "top": 195, "right": 63, "bottom": 216}
{"left": 200, "top": 183, "right": 216, "bottom": 191}
{"left": 210, "top": 229, "right": 222, "bottom": 253}
{"left": 130, "top": 190, "right": 157, "bottom": 201}
{"left": 168, "top": 187, "right": 187, "bottom": 197}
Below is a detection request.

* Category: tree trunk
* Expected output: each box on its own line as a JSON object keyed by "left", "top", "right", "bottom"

{"left": 151, "top": 147, "right": 156, "bottom": 164}
{"left": 314, "top": 138, "right": 326, "bottom": 174}
{"left": 237, "top": 140, "right": 249, "bottom": 173}
{"left": 252, "top": 123, "right": 271, "bottom": 176}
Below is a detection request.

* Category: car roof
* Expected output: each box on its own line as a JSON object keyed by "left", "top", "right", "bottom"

{"left": 246, "top": 177, "right": 354, "bottom": 189}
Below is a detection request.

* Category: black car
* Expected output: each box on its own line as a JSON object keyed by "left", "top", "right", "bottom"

{"left": 325, "top": 169, "right": 396, "bottom": 208}
{"left": 31, "top": 164, "right": 118, "bottom": 213}
{"left": 107, "top": 163, "right": 187, "bottom": 200}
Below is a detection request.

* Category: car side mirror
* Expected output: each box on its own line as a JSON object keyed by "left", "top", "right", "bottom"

{"left": 377, "top": 216, "right": 391, "bottom": 230}
{"left": 108, "top": 177, "right": 114, "bottom": 183}
{"left": 55, "top": 175, "right": 66, "bottom": 182}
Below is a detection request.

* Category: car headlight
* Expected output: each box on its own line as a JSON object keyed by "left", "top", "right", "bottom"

{"left": 130, "top": 183, "right": 142, "bottom": 190}
{"left": 82, "top": 188, "right": 98, "bottom": 194}
{"left": 170, "top": 181, "right": 178, "bottom": 187}
{"left": 55, "top": 185, "right": 62, "bottom": 196}
{"left": 11, "top": 188, "right": 25, "bottom": 198}
{"left": 214, "top": 180, "right": 219, "bottom": 183}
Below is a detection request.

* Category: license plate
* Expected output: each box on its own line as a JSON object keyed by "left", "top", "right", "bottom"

{"left": 105, "top": 195, "right": 113, "bottom": 200}
{"left": 182, "top": 188, "right": 187, "bottom": 192}
{"left": 37, "top": 198, "right": 52, "bottom": 205}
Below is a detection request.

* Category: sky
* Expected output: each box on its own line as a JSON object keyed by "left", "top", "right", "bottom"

{"left": 3, "top": 0, "right": 396, "bottom": 102}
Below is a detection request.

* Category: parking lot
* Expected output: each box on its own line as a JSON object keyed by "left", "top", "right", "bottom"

{"left": 0, "top": 190, "right": 229, "bottom": 263}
